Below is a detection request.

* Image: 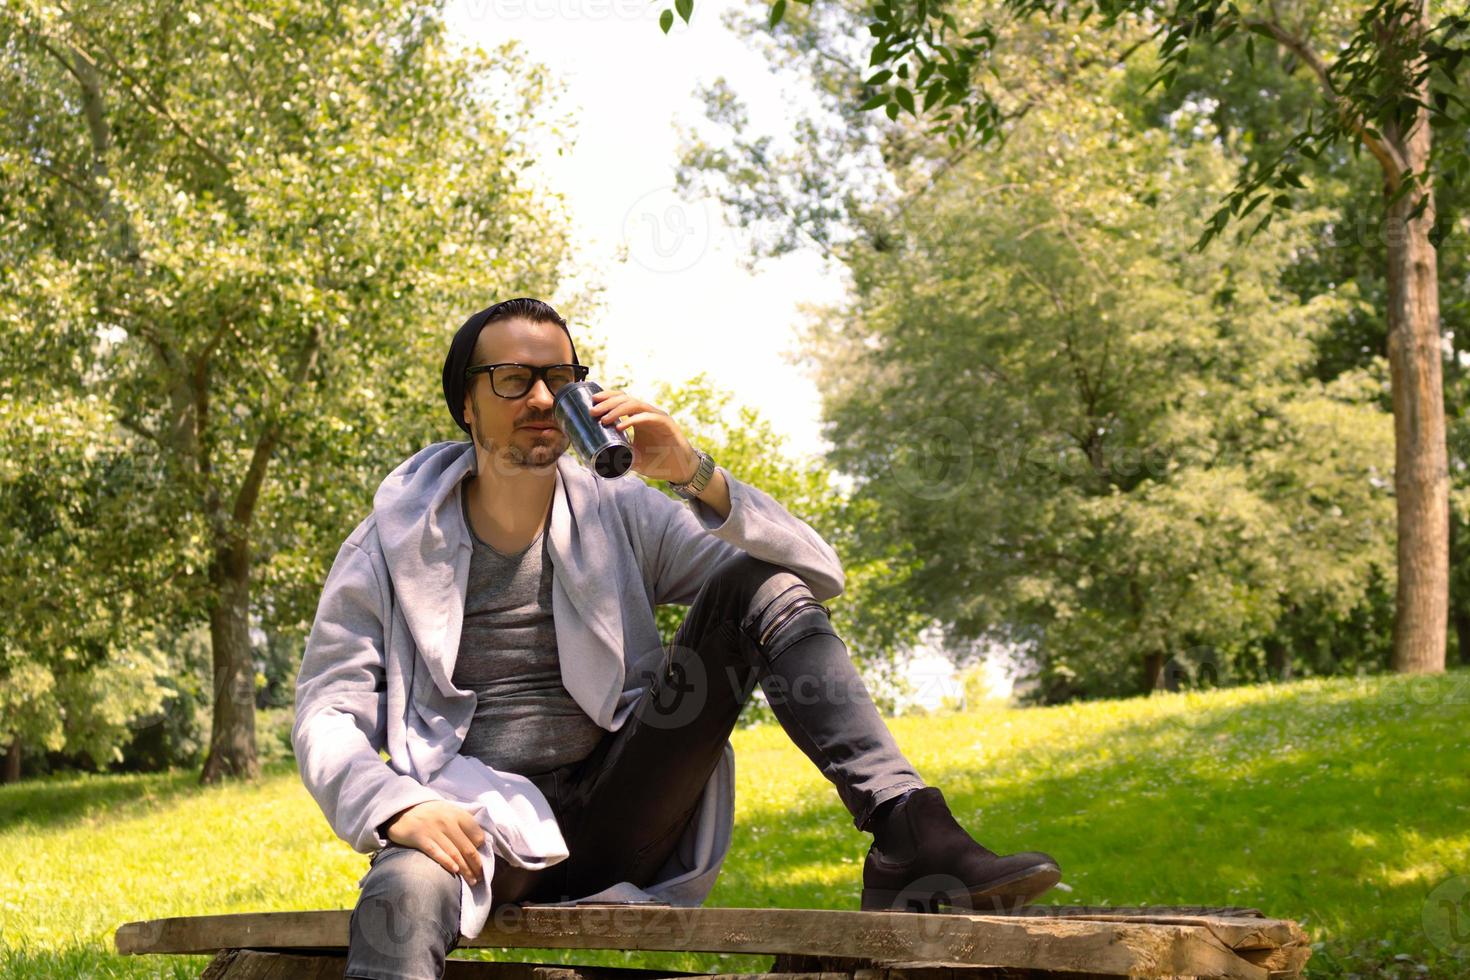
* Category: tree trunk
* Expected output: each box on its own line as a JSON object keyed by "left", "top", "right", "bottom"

{"left": 3, "top": 737, "right": 19, "bottom": 783}
{"left": 1454, "top": 608, "right": 1470, "bottom": 667}
{"left": 1142, "top": 651, "right": 1165, "bottom": 693}
{"left": 1266, "top": 639, "right": 1292, "bottom": 682}
{"left": 200, "top": 544, "right": 260, "bottom": 783}
{"left": 1383, "top": 8, "right": 1448, "bottom": 676}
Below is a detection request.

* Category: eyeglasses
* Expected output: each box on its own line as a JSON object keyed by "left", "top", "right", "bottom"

{"left": 465, "top": 362, "right": 589, "bottom": 399}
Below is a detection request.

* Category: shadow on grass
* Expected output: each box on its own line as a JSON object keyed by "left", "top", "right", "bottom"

{"left": 0, "top": 756, "right": 299, "bottom": 835}
{"left": 706, "top": 670, "right": 1470, "bottom": 979}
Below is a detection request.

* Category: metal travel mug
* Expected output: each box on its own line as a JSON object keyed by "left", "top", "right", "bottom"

{"left": 554, "top": 380, "right": 635, "bottom": 479}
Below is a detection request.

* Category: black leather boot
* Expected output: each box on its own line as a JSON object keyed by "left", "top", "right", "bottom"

{"left": 861, "top": 787, "right": 1061, "bottom": 913}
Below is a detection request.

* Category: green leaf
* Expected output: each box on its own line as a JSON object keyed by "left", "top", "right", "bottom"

{"left": 1240, "top": 192, "right": 1270, "bottom": 217}
{"left": 895, "top": 86, "right": 916, "bottom": 114}
{"left": 885, "top": 101, "right": 900, "bottom": 120}
{"left": 866, "top": 70, "right": 893, "bottom": 86}
{"left": 660, "top": 8, "right": 674, "bottom": 32}
{"left": 768, "top": 0, "right": 786, "bottom": 27}
{"left": 676, "top": 0, "right": 692, "bottom": 23}
{"left": 859, "top": 92, "right": 890, "bottom": 111}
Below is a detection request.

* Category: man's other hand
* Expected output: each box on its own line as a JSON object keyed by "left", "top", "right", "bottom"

{"left": 384, "top": 800, "right": 487, "bottom": 885}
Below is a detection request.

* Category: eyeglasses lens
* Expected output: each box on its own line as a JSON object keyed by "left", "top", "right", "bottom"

{"left": 491, "top": 365, "right": 579, "bottom": 398}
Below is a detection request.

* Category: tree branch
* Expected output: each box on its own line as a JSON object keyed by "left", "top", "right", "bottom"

{"left": 52, "top": 7, "right": 241, "bottom": 200}
{"left": 1243, "top": 16, "right": 1409, "bottom": 183}
{"left": 29, "top": 30, "right": 86, "bottom": 87}
{"left": 230, "top": 323, "right": 324, "bottom": 536}
{"left": 116, "top": 411, "right": 166, "bottom": 448}
{"left": 32, "top": 159, "right": 94, "bottom": 201}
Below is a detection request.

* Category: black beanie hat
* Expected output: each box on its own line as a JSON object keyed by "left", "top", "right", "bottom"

{"left": 442, "top": 299, "right": 580, "bottom": 436}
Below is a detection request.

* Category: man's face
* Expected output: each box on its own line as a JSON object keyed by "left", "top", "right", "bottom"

{"left": 463, "top": 317, "right": 575, "bottom": 474}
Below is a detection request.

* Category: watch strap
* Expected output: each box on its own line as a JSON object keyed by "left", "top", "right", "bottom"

{"left": 670, "top": 449, "right": 715, "bottom": 500}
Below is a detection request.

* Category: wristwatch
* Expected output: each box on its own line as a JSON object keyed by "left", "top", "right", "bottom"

{"left": 669, "top": 448, "right": 716, "bottom": 500}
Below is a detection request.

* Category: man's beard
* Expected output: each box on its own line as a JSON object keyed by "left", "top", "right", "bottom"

{"left": 468, "top": 392, "right": 565, "bottom": 470}
{"left": 476, "top": 428, "right": 566, "bottom": 470}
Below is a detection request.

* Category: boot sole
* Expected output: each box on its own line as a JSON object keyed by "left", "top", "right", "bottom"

{"left": 860, "top": 861, "right": 1062, "bottom": 914}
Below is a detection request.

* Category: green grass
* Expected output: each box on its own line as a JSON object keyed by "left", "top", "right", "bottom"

{"left": 2, "top": 669, "right": 1468, "bottom": 978}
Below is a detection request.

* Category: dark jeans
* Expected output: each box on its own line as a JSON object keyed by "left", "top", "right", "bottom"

{"left": 345, "top": 553, "right": 927, "bottom": 980}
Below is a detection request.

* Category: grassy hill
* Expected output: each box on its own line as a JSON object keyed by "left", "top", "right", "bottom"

{"left": 2, "top": 669, "right": 1466, "bottom": 978}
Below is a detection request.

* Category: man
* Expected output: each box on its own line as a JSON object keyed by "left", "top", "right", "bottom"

{"left": 292, "top": 298, "right": 1062, "bottom": 980}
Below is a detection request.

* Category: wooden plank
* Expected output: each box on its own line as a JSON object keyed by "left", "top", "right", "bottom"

{"left": 982, "top": 911, "right": 1304, "bottom": 952}
{"left": 197, "top": 961, "right": 1217, "bottom": 980}
{"left": 472, "top": 906, "right": 1270, "bottom": 980}
{"left": 442, "top": 967, "right": 842, "bottom": 980}
{"left": 198, "top": 949, "right": 344, "bottom": 979}
{"left": 998, "top": 906, "right": 1269, "bottom": 919}
{"left": 196, "top": 952, "right": 840, "bottom": 980}
{"left": 115, "top": 906, "right": 1272, "bottom": 979}
{"left": 968, "top": 906, "right": 1304, "bottom": 951}
{"left": 657, "top": 976, "right": 848, "bottom": 980}
{"left": 777, "top": 964, "right": 1255, "bottom": 980}
{"left": 773, "top": 956, "right": 1160, "bottom": 980}
{"left": 860, "top": 968, "right": 1212, "bottom": 980}
{"left": 1235, "top": 944, "right": 1313, "bottom": 977}
{"left": 440, "top": 962, "right": 715, "bottom": 980}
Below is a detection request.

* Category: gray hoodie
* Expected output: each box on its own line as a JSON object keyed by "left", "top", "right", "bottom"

{"left": 291, "top": 439, "right": 844, "bottom": 935}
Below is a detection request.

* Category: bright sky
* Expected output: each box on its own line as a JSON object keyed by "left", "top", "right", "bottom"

{"left": 445, "top": 0, "right": 849, "bottom": 464}
{"left": 442, "top": 1, "right": 1016, "bottom": 699}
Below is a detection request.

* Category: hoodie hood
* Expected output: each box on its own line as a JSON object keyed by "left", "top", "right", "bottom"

{"left": 371, "top": 440, "right": 630, "bottom": 728}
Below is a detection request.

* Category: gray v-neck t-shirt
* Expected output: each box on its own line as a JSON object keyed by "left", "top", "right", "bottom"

{"left": 452, "top": 487, "right": 606, "bottom": 782}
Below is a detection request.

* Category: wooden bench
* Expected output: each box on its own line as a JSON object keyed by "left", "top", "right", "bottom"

{"left": 114, "top": 903, "right": 1312, "bottom": 979}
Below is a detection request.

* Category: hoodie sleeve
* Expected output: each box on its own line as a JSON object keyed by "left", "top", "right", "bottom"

{"left": 630, "top": 464, "right": 845, "bottom": 607}
{"left": 291, "top": 539, "right": 444, "bottom": 854}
